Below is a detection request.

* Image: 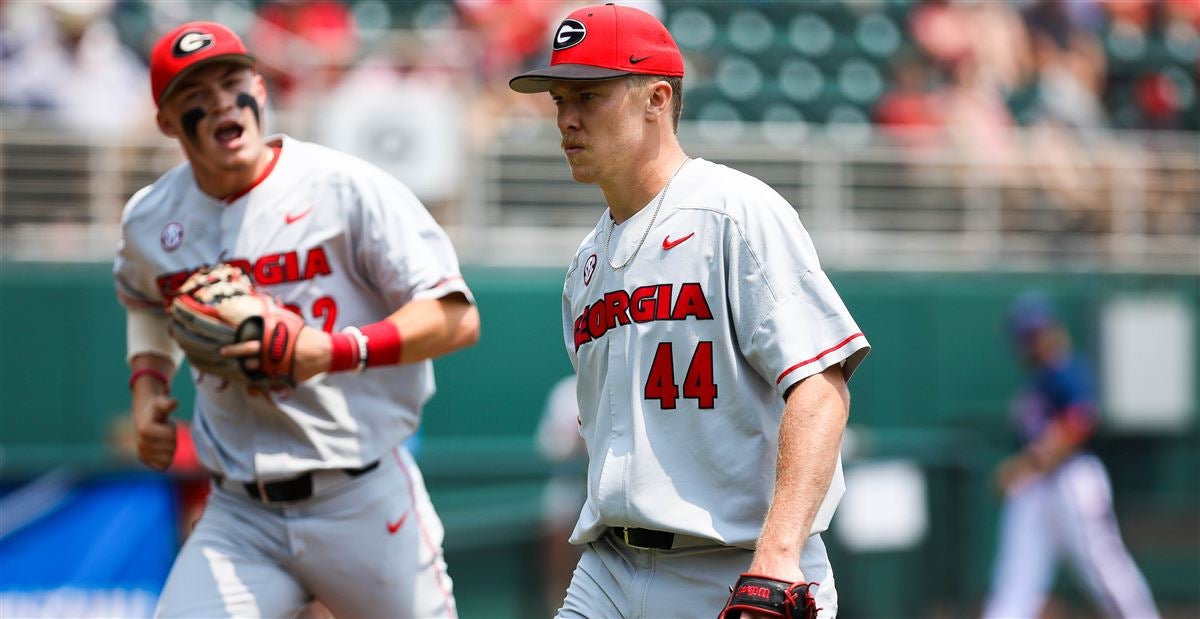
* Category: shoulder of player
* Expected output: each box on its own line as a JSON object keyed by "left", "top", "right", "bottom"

{"left": 285, "top": 137, "right": 395, "bottom": 184}
{"left": 119, "top": 161, "right": 194, "bottom": 227}
{"left": 673, "top": 159, "right": 797, "bottom": 226}
{"left": 283, "top": 137, "right": 421, "bottom": 206}
{"left": 565, "top": 217, "right": 607, "bottom": 279}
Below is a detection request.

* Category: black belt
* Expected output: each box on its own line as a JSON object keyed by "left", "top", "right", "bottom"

{"left": 615, "top": 527, "right": 675, "bottom": 550}
{"left": 217, "top": 460, "right": 380, "bottom": 503}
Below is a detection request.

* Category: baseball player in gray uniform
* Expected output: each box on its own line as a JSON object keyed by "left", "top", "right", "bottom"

{"left": 115, "top": 22, "right": 478, "bottom": 618}
{"left": 510, "top": 5, "right": 870, "bottom": 618}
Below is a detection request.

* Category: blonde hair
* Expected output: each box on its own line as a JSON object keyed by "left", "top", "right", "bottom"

{"left": 631, "top": 75, "right": 683, "bottom": 133}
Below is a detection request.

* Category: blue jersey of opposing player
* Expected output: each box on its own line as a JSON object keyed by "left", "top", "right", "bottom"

{"left": 1007, "top": 292, "right": 1098, "bottom": 448}
{"left": 1012, "top": 354, "right": 1097, "bottom": 447}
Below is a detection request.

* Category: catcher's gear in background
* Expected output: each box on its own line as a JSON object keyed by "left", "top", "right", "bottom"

{"left": 167, "top": 263, "right": 306, "bottom": 388}
{"left": 720, "top": 574, "right": 818, "bottom": 619}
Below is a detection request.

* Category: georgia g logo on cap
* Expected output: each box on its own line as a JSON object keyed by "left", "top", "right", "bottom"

{"left": 553, "top": 18, "right": 587, "bottom": 51}
{"left": 172, "top": 31, "right": 215, "bottom": 57}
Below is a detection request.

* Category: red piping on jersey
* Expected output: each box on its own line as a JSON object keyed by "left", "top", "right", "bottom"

{"left": 222, "top": 144, "right": 281, "bottom": 204}
{"left": 776, "top": 332, "right": 865, "bottom": 385}
{"left": 393, "top": 447, "right": 456, "bottom": 618}
{"left": 117, "top": 288, "right": 163, "bottom": 310}
{"left": 432, "top": 275, "right": 464, "bottom": 289}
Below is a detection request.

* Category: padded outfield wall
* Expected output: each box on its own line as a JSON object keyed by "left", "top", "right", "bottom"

{"left": 1, "top": 263, "right": 1196, "bottom": 616}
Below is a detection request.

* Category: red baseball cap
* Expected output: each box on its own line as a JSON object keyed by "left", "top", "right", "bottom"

{"left": 509, "top": 3, "right": 684, "bottom": 94}
{"left": 150, "top": 21, "right": 255, "bottom": 106}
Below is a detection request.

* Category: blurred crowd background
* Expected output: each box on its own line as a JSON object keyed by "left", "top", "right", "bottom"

{"left": 0, "top": 1, "right": 1196, "bottom": 618}
{"left": 2, "top": 0, "right": 1198, "bottom": 265}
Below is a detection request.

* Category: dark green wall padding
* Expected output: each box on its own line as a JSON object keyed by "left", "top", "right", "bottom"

{"left": 1, "top": 262, "right": 1196, "bottom": 617}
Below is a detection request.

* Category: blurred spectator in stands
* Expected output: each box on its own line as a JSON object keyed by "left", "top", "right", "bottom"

{"left": 456, "top": 0, "right": 561, "bottom": 80}
{"left": 910, "top": 0, "right": 973, "bottom": 74}
{"left": 1022, "top": 0, "right": 1120, "bottom": 236}
{"left": 966, "top": 0, "right": 1035, "bottom": 97}
{"left": 249, "top": 0, "right": 358, "bottom": 108}
{"left": 1166, "top": 0, "right": 1200, "bottom": 27}
{"left": 1101, "top": 0, "right": 1156, "bottom": 31}
{"left": 875, "top": 52, "right": 940, "bottom": 154}
{"left": 535, "top": 375, "right": 586, "bottom": 616}
{"left": 938, "top": 54, "right": 1026, "bottom": 193}
{"left": 0, "top": 0, "right": 150, "bottom": 136}
{"left": 1134, "top": 72, "right": 1187, "bottom": 129}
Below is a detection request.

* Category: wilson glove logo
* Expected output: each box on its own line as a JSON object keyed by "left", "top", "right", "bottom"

{"left": 173, "top": 31, "right": 215, "bottom": 57}
{"left": 553, "top": 19, "right": 587, "bottom": 50}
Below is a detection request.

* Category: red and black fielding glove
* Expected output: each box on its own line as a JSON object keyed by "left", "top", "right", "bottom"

{"left": 167, "top": 263, "right": 307, "bottom": 389}
{"left": 719, "top": 574, "right": 819, "bottom": 619}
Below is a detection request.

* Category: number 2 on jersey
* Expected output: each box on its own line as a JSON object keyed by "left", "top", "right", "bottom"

{"left": 645, "top": 341, "right": 718, "bottom": 410}
{"left": 283, "top": 296, "right": 339, "bottom": 333}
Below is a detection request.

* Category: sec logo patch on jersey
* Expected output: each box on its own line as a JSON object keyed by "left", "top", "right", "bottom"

{"left": 161, "top": 222, "right": 184, "bottom": 251}
{"left": 583, "top": 253, "right": 598, "bottom": 286}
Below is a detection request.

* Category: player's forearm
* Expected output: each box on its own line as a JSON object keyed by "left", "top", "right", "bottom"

{"left": 129, "top": 353, "right": 175, "bottom": 426}
{"left": 383, "top": 293, "right": 480, "bottom": 363}
{"left": 294, "top": 295, "right": 480, "bottom": 379}
{"left": 754, "top": 365, "right": 849, "bottom": 572}
{"left": 1026, "top": 412, "right": 1092, "bottom": 472}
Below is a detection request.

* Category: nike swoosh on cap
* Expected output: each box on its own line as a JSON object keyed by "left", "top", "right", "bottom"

{"left": 630, "top": 55, "right": 652, "bottom": 64}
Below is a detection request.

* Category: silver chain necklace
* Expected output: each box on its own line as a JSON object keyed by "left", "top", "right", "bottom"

{"left": 604, "top": 157, "right": 690, "bottom": 271}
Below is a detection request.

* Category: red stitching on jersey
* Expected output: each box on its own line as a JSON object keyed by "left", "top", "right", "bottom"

{"left": 776, "top": 332, "right": 864, "bottom": 385}
{"left": 117, "top": 288, "right": 163, "bottom": 310}
{"left": 432, "top": 275, "right": 464, "bottom": 289}
{"left": 393, "top": 448, "right": 456, "bottom": 617}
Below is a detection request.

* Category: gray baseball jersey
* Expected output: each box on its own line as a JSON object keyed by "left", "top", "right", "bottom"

{"left": 115, "top": 135, "right": 467, "bottom": 617}
{"left": 114, "top": 134, "right": 472, "bottom": 483}
{"left": 561, "top": 158, "right": 869, "bottom": 549}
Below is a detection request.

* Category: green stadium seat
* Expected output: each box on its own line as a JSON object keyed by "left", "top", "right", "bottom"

{"left": 777, "top": 57, "right": 826, "bottom": 103}
{"left": 837, "top": 58, "right": 885, "bottom": 105}
{"left": 1164, "top": 22, "right": 1199, "bottom": 65}
{"left": 855, "top": 13, "right": 903, "bottom": 58}
{"left": 788, "top": 14, "right": 836, "bottom": 57}
{"left": 759, "top": 102, "right": 812, "bottom": 144}
{"left": 669, "top": 7, "right": 718, "bottom": 52}
{"left": 824, "top": 103, "right": 873, "bottom": 145}
{"left": 727, "top": 8, "right": 776, "bottom": 55}
{"left": 715, "top": 55, "right": 765, "bottom": 101}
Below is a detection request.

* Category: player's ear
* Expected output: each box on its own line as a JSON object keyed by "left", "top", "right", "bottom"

{"left": 252, "top": 73, "right": 268, "bottom": 109}
{"left": 645, "top": 80, "right": 673, "bottom": 124}
{"left": 156, "top": 108, "right": 178, "bottom": 139}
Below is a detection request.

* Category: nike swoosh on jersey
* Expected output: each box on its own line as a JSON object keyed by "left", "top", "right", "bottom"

{"left": 386, "top": 511, "right": 409, "bottom": 535}
{"left": 662, "top": 233, "right": 695, "bottom": 250}
{"left": 285, "top": 208, "right": 312, "bottom": 224}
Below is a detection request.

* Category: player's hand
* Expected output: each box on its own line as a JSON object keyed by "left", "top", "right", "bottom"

{"left": 220, "top": 326, "right": 331, "bottom": 384}
{"left": 995, "top": 454, "right": 1037, "bottom": 496}
{"left": 739, "top": 555, "right": 806, "bottom": 618}
{"left": 135, "top": 394, "right": 179, "bottom": 471}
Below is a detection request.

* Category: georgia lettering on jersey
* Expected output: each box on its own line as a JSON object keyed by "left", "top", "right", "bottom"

{"left": 560, "top": 158, "right": 869, "bottom": 549}
{"left": 114, "top": 135, "right": 473, "bottom": 482}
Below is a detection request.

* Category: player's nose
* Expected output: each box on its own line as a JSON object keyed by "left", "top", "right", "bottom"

{"left": 556, "top": 103, "right": 581, "bottom": 134}
{"left": 213, "top": 87, "right": 239, "bottom": 112}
